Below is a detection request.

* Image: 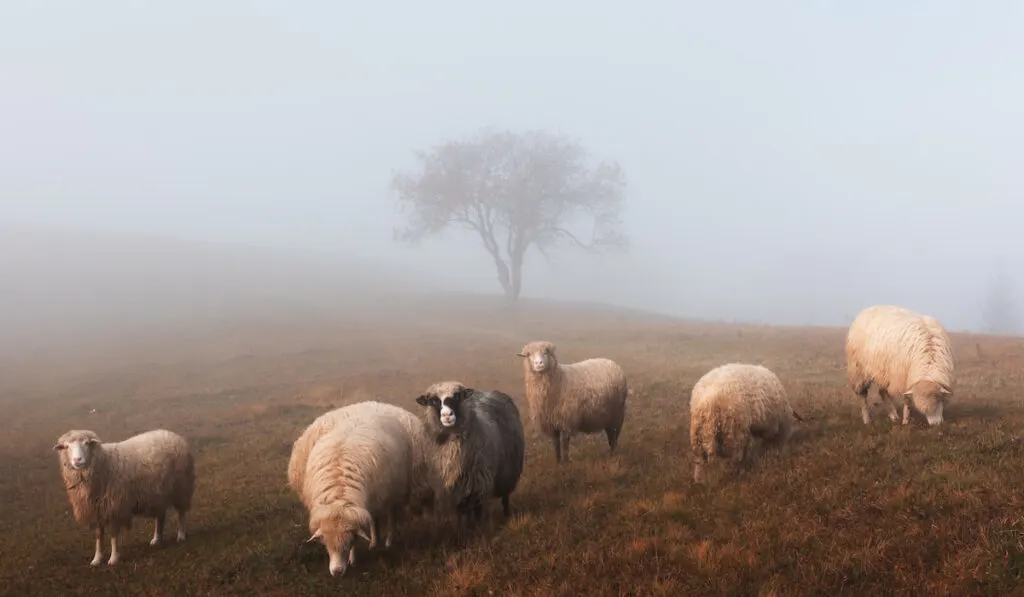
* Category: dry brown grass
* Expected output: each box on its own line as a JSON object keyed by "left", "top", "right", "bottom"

{"left": 2, "top": 297, "right": 1024, "bottom": 596}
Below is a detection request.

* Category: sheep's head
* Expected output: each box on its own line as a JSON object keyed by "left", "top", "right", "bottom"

{"left": 53, "top": 430, "right": 102, "bottom": 471}
{"left": 307, "top": 505, "right": 373, "bottom": 577}
{"left": 517, "top": 341, "right": 557, "bottom": 373}
{"left": 416, "top": 381, "right": 474, "bottom": 434}
{"left": 903, "top": 380, "right": 953, "bottom": 426}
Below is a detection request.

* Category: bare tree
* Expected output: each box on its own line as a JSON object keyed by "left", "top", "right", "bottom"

{"left": 982, "top": 272, "right": 1020, "bottom": 335}
{"left": 391, "top": 128, "right": 628, "bottom": 300}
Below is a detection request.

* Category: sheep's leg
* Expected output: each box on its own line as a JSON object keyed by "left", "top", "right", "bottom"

{"left": 693, "top": 453, "right": 708, "bottom": 484}
{"left": 732, "top": 440, "right": 751, "bottom": 478}
{"left": 107, "top": 527, "right": 121, "bottom": 566}
{"left": 150, "top": 514, "right": 165, "bottom": 546}
{"left": 560, "top": 432, "right": 572, "bottom": 463}
{"left": 879, "top": 388, "right": 899, "bottom": 423}
{"left": 384, "top": 507, "right": 398, "bottom": 549}
{"left": 91, "top": 527, "right": 105, "bottom": 566}
{"left": 369, "top": 518, "right": 382, "bottom": 549}
{"left": 368, "top": 518, "right": 378, "bottom": 549}
{"left": 856, "top": 383, "right": 872, "bottom": 424}
{"left": 902, "top": 397, "right": 912, "bottom": 425}
{"left": 605, "top": 426, "right": 621, "bottom": 454}
{"left": 501, "top": 494, "right": 511, "bottom": 518}
{"left": 551, "top": 432, "right": 562, "bottom": 463}
{"left": 176, "top": 511, "right": 187, "bottom": 542}
{"left": 455, "top": 498, "right": 469, "bottom": 531}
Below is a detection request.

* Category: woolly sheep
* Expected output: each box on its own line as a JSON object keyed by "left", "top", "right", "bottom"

{"left": 846, "top": 304, "right": 955, "bottom": 426}
{"left": 52, "top": 428, "right": 195, "bottom": 566}
{"left": 287, "top": 400, "right": 441, "bottom": 516}
{"left": 301, "top": 411, "right": 414, "bottom": 577}
{"left": 517, "top": 340, "right": 628, "bottom": 464}
{"left": 414, "top": 381, "right": 525, "bottom": 527}
{"left": 689, "top": 363, "right": 801, "bottom": 483}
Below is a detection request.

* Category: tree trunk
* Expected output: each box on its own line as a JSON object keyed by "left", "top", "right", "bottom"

{"left": 483, "top": 232, "right": 524, "bottom": 301}
{"left": 504, "top": 254, "right": 523, "bottom": 301}
{"left": 492, "top": 258, "right": 515, "bottom": 300}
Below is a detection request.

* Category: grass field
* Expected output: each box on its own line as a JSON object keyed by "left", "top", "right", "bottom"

{"left": 2, "top": 295, "right": 1024, "bottom": 596}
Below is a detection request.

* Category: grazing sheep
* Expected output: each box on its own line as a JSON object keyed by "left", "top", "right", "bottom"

{"left": 287, "top": 400, "right": 441, "bottom": 517}
{"left": 52, "top": 428, "right": 195, "bottom": 566}
{"left": 846, "top": 304, "right": 955, "bottom": 426}
{"left": 689, "top": 363, "right": 800, "bottom": 483}
{"left": 517, "top": 341, "right": 628, "bottom": 463}
{"left": 414, "top": 381, "right": 525, "bottom": 527}
{"left": 302, "top": 413, "right": 413, "bottom": 577}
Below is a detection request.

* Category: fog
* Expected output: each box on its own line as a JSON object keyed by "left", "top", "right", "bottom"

{"left": 3, "top": 1, "right": 1023, "bottom": 349}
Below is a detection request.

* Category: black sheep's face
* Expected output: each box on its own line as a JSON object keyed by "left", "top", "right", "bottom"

{"left": 416, "top": 387, "right": 472, "bottom": 429}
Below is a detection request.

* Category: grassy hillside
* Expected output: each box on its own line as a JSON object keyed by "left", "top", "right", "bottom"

{"left": 1, "top": 291, "right": 1023, "bottom": 596}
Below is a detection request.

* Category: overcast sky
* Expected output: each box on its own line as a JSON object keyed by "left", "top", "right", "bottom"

{"left": 2, "top": 1, "right": 1022, "bottom": 331}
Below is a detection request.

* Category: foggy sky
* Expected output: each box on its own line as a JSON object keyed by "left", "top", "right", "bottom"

{"left": 3, "top": 1, "right": 1022, "bottom": 332}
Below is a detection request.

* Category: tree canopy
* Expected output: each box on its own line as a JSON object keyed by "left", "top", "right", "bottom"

{"left": 391, "top": 128, "right": 628, "bottom": 299}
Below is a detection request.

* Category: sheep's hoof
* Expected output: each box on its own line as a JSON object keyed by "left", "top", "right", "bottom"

{"left": 385, "top": 535, "right": 392, "bottom": 549}
{"left": 176, "top": 532, "right": 186, "bottom": 542}
{"left": 90, "top": 556, "right": 103, "bottom": 567}
{"left": 107, "top": 556, "right": 119, "bottom": 566}
{"left": 150, "top": 537, "right": 161, "bottom": 547}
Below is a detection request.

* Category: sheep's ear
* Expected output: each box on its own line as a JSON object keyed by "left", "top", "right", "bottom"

{"left": 307, "top": 529, "right": 323, "bottom": 543}
{"left": 415, "top": 395, "right": 430, "bottom": 406}
{"left": 902, "top": 390, "right": 913, "bottom": 398}
{"left": 351, "top": 508, "right": 373, "bottom": 542}
{"left": 939, "top": 386, "right": 952, "bottom": 396}
{"left": 52, "top": 443, "right": 65, "bottom": 451}
{"left": 85, "top": 438, "right": 99, "bottom": 446}
{"left": 455, "top": 387, "right": 474, "bottom": 401}
{"left": 348, "top": 503, "right": 372, "bottom": 540}
{"left": 515, "top": 352, "right": 526, "bottom": 357}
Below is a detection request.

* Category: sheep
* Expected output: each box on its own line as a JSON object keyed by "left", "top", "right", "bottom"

{"left": 846, "top": 304, "right": 955, "bottom": 426}
{"left": 287, "top": 400, "right": 441, "bottom": 517}
{"left": 301, "top": 412, "right": 413, "bottom": 577}
{"left": 689, "top": 363, "right": 801, "bottom": 483}
{"left": 414, "top": 381, "right": 525, "bottom": 528}
{"left": 52, "top": 428, "right": 195, "bottom": 566}
{"left": 517, "top": 340, "right": 628, "bottom": 464}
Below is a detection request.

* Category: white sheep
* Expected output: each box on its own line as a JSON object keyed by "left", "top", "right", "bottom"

{"left": 414, "top": 381, "right": 525, "bottom": 528}
{"left": 517, "top": 341, "right": 628, "bottom": 463}
{"left": 287, "top": 400, "right": 441, "bottom": 517}
{"left": 301, "top": 410, "right": 414, "bottom": 577}
{"left": 846, "top": 304, "right": 955, "bottom": 426}
{"left": 689, "top": 363, "right": 801, "bottom": 483}
{"left": 53, "top": 428, "right": 195, "bottom": 566}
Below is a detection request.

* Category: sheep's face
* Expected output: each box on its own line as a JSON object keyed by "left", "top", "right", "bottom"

{"left": 417, "top": 382, "right": 473, "bottom": 430}
{"left": 53, "top": 430, "right": 101, "bottom": 470}
{"left": 517, "top": 341, "right": 556, "bottom": 373}
{"left": 308, "top": 507, "right": 372, "bottom": 577}
{"left": 903, "top": 380, "right": 952, "bottom": 426}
